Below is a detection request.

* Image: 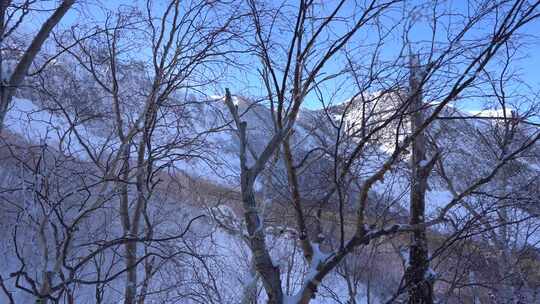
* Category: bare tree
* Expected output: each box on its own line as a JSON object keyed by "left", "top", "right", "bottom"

{"left": 226, "top": 0, "right": 540, "bottom": 303}
{"left": 404, "top": 54, "right": 436, "bottom": 304}
{"left": 0, "top": 0, "right": 539, "bottom": 303}
{"left": 0, "top": 0, "right": 243, "bottom": 302}
{"left": 55, "top": 1, "right": 242, "bottom": 302}
{"left": 0, "top": 0, "right": 75, "bottom": 131}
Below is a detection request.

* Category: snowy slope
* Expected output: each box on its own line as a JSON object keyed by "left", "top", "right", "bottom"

{"left": 2, "top": 92, "right": 539, "bottom": 303}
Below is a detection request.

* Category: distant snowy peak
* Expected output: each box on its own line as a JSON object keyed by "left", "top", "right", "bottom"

{"left": 466, "top": 108, "right": 518, "bottom": 118}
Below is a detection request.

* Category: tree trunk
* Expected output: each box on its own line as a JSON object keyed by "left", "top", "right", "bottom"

{"left": 0, "top": 0, "right": 74, "bottom": 131}
{"left": 406, "top": 55, "right": 434, "bottom": 304}
{"left": 224, "top": 89, "right": 284, "bottom": 304}
{"left": 37, "top": 271, "right": 52, "bottom": 304}
{"left": 242, "top": 183, "right": 283, "bottom": 304}
{"left": 241, "top": 260, "right": 259, "bottom": 304}
{"left": 282, "top": 137, "right": 313, "bottom": 262}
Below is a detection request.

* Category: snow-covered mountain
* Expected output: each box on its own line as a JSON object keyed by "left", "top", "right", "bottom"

{"left": 1, "top": 85, "right": 539, "bottom": 303}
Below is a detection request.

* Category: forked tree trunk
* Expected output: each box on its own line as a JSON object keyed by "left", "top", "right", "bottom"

{"left": 224, "top": 89, "right": 284, "bottom": 304}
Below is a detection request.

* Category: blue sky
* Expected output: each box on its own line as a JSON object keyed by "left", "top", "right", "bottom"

{"left": 27, "top": 0, "right": 540, "bottom": 112}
